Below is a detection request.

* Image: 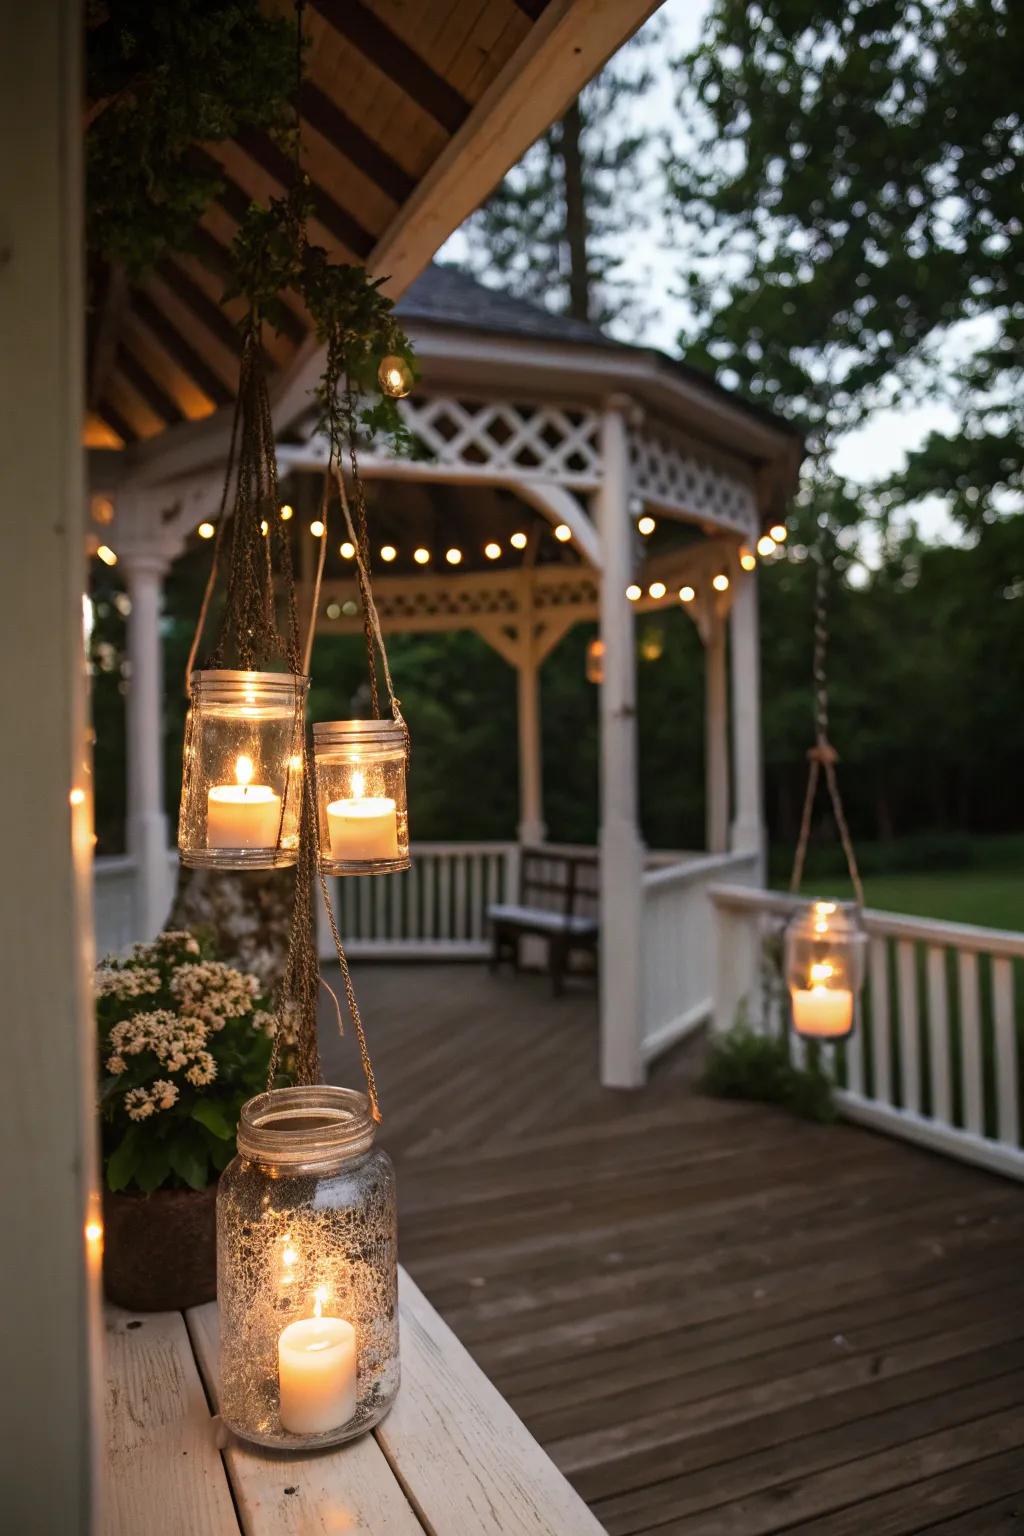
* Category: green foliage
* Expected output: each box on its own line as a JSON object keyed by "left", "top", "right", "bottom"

{"left": 86, "top": 0, "right": 295, "bottom": 275}
{"left": 702, "top": 1024, "right": 838, "bottom": 1124}
{"left": 668, "top": 0, "right": 1024, "bottom": 522}
{"left": 96, "top": 930, "right": 274, "bottom": 1195}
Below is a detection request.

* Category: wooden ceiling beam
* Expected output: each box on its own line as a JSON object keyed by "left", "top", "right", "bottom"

{"left": 511, "top": 0, "right": 551, "bottom": 17}
{"left": 311, "top": 0, "right": 470, "bottom": 134}
{"left": 116, "top": 345, "right": 186, "bottom": 426}
{"left": 131, "top": 291, "right": 234, "bottom": 408}
{"left": 232, "top": 129, "right": 375, "bottom": 258}
{"left": 188, "top": 227, "right": 308, "bottom": 347}
{"left": 298, "top": 80, "right": 415, "bottom": 204}
{"left": 97, "top": 399, "right": 139, "bottom": 446}
{"left": 155, "top": 259, "right": 243, "bottom": 357}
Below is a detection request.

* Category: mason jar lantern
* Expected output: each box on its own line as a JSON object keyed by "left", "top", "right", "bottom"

{"left": 312, "top": 719, "right": 410, "bottom": 875}
{"left": 785, "top": 900, "right": 867, "bottom": 1041}
{"left": 179, "top": 670, "right": 308, "bottom": 870}
{"left": 217, "top": 1085, "right": 399, "bottom": 1450}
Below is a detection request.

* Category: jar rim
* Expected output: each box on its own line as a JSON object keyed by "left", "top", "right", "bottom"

{"left": 313, "top": 718, "right": 406, "bottom": 747}
{"left": 236, "top": 1085, "right": 375, "bottom": 1169}
{"left": 190, "top": 668, "right": 311, "bottom": 691}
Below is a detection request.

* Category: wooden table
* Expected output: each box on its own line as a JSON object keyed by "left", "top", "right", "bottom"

{"left": 103, "top": 1267, "right": 606, "bottom": 1535}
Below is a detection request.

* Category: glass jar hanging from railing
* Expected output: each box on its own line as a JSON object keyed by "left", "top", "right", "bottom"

{"left": 312, "top": 719, "right": 409, "bottom": 876}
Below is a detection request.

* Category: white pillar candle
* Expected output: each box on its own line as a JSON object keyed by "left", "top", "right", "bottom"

{"left": 207, "top": 755, "right": 280, "bottom": 848}
{"left": 791, "top": 986, "right": 854, "bottom": 1038}
{"left": 278, "top": 1313, "right": 357, "bottom": 1436}
{"left": 326, "top": 771, "right": 397, "bottom": 862}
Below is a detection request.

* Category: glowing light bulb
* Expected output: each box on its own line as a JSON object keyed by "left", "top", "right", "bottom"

{"left": 757, "top": 534, "right": 776, "bottom": 558}
{"left": 638, "top": 515, "right": 655, "bottom": 536}
{"left": 198, "top": 521, "right": 215, "bottom": 540}
{"left": 378, "top": 355, "right": 413, "bottom": 398}
{"left": 310, "top": 520, "right": 325, "bottom": 538}
{"left": 649, "top": 581, "right": 667, "bottom": 599}
{"left": 626, "top": 584, "right": 642, "bottom": 602}
{"left": 339, "top": 541, "right": 356, "bottom": 559}
{"left": 414, "top": 547, "right": 430, "bottom": 565}
{"left": 554, "top": 523, "right": 572, "bottom": 543}
{"left": 380, "top": 544, "right": 397, "bottom": 562}
{"left": 484, "top": 542, "right": 501, "bottom": 560}
{"left": 713, "top": 573, "right": 730, "bottom": 592}
{"left": 770, "top": 523, "right": 788, "bottom": 542}
{"left": 96, "top": 545, "right": 117, "bottom": 566}
{"left": 351, "top": 769, "right": 366, "bottom": 799}
{"left": 446, "top": 547, "right": 462, "bottom": 565}
{"left": 510, "top": 531, "right": 527, "bottom": 550}
{"left": 740, "top": 547, "right": 756, "bottom": 571}
{"left": 235, "top": 755, "right": 254, "bottom": 788}
{"left": 679, "top": 585, "right": 695, "bottom": 603}
{"left": 280, "top": 504, "right": 293, "bottom": 521}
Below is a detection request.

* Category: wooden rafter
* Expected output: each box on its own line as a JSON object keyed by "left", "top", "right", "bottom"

{"left": 116, "top": 345, "right": 185, "bottom": 426}
{"left": 97, "top": 398, "right": 139, "bottom": 446}
{"left": 232, "top": 129, "right": 376, "bottom": 259}
{"left": 298, "top": 81, "right": 415, "bottom": 204}
{"left": 131, "top": 292, "right": 233, "bottom": 408}
{"left": 155, "top": 260, "right": 243, "bottom": 358}
{"left": 311, "top": 0, "right": 471, "bottom": 134}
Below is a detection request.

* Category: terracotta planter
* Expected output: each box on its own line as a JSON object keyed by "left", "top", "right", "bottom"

{"left": 103, "top": 1183, "right": 218, "bottom": 1311}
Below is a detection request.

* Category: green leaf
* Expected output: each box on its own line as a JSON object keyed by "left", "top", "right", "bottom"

{"left": 192, "top": 1099, "right": 235, "bottom": 1140}
{"left": 105, "top": 1130, "right": 140, "bottom": 1192}
{"left": 169, "top": 1142, "right": 211, "bottom": 1192}
{"left": 134, "top": 1144, "right": 173, "bottom": 1195}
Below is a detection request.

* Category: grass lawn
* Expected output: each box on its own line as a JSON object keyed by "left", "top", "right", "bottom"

{"left": 794, "top": 872, "right": 1024, "bottom": 933}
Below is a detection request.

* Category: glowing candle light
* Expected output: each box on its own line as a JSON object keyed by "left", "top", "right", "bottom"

{"left": 326, "top": 769, "right": 398, "bottom": 863}
{"left": 278, "top": 1290, "right": 357, "bottom": 1436}
{"left": 791, "top": 960, "right": 854, "bottom": 1038}
{"left": 207, "top": 755, "right": 281, "bottom": 849}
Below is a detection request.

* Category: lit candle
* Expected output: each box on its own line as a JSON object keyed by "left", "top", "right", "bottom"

{"left": 207, "top": 755, "right": 281, "bottom": 848}
{"left": 326, "top": 770, "right": 398, "bottom": 863}
{"left": 278, "top": 1293, "right": 357, "bottom": 1436}
{"left": 792, "top": 961, "right": 854, "bottom": 1038}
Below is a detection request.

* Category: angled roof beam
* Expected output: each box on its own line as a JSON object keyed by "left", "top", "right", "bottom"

{"left": 232, "top": 128, "right": 375, "bottom": 258}
{"left": 298, "top": 81, "right": 415, "bottom": 204}
{"left": 311, "top": 0, "right": 470, "bottom": 134}
{"left": 116, "top": 345, "right": 186, "bottom": 426}
{"left": 188, "top": 227, "right": 307, "bottom": 346}
{"left": 131, "top": 291, "right": 234, "bottom": 408}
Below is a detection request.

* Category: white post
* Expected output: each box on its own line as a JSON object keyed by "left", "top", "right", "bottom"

{"left": 597, "top": 396, "right": 645, "bottom": 1088}
{"left": 0, "top": 1, "right": 101, "bottom": 1525}
{"left": 120, "top": 542, "right": 174, "bottom": 939}
{"left": 516, "top": 639, "right": 546, "bottom": 847}
{"left": 705, "top": 607, "right": 729, "bottom": 854}
{"left": 730, "top": 569, "right": 765, "bottom": 876}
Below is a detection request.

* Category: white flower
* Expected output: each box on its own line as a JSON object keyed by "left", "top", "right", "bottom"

{"left": 124, "top": 1087, "right": 154, "bottom": 1121}
{"left": 185, "top": 1051, "right": 217, "bottom": 1087}
{"left": 151, "top": 1079, "right": 179, "bottom": 1111}
{"left": 106, "top": 1054, "right": 125, "bottom": 1075}
{"left": 171, "top": 961, "right": 257, "bottom": 1029}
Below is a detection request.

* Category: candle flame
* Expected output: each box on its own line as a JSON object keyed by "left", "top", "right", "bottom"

{"left": 313, "top": 1285, "right": 328, "bottom": 1319}
{"left": 351, "top": 769, "right": 365, "bottom": 800}
{"left": 810, "top": 961, "right": 835, "bottom": 985}
{"left": 235, "top": 754, "right": 255, "bottom": 788}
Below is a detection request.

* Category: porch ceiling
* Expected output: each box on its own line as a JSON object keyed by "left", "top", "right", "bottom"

{"left": 85, "top": 0, "right": 662, "bottom": 468}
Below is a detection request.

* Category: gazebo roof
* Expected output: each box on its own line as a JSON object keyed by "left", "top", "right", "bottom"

{"left": 395, "top": 262, "right": 617, "bottom": 349}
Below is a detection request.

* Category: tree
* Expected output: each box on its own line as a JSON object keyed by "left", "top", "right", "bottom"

{"left": 667, "top": 0, "right": 1024, "bottom": 524}
{"left": 459, "top": 22, "right": 661, "bottom": 329}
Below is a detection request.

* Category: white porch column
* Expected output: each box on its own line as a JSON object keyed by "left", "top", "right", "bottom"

{"left": 120, "top": 544, "right": 174, "bottom": 939}
{"left": 516, "top": 644, "right": 546, "bottom": 846}
{"left": 597, "top": 396, "right": 645, "bottom": 1088}
{"left": 730, "top": 569, "right": 765, "bottom": 873}
{"left": 705, "top": 607, "right": 730, "bottom": 854}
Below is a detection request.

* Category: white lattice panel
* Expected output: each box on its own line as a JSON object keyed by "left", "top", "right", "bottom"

{"left": 532, "top": 571, "right": 599, "bottom": 613}
{"left": 387, "top": 395, "right": 603, "bottom": 486}
{"left": 630, "top": 423, "right": 758, "bottom": 533}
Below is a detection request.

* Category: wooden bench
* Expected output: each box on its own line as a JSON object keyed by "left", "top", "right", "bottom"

{"left": 102, "top": 1266, "right": 606, "bottom": 1536}
{"left": 487, "top": 847, "right": 599, "bottom": 994}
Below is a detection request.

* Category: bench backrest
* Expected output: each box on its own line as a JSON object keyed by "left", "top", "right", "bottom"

{"left": 519, "top": 848, "right": 600, "bottom": 922}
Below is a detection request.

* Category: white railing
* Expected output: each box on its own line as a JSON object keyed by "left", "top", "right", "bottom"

{"left": 640, "top": 849, "right": 761, "bottom": 1063}
{"left": 710, "top": 884, "right": 1024, "bottom": 1182}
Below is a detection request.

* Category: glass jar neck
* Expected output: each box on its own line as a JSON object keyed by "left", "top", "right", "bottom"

{"left": 236, "top": 1086, "right": 376, "bottom": 1175}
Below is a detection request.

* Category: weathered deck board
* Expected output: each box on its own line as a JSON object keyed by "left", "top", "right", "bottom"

{"left": 320, "top": 962, "right": 1024, "bottom": 1536}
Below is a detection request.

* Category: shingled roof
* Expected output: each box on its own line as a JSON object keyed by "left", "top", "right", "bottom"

{"left": 396, "top": 263, "right": 621, "bottom": 349}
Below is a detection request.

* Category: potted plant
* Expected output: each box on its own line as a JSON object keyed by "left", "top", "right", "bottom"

{"left": 96, "top": 929, "right": 277, "bottom": 1310}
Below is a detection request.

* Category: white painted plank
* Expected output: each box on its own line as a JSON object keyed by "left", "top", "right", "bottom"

{"left": 957, "top": 949, "right": 984, "bottom": 1137}
{"left": 187, "top": 1304, "right": 425, "bottom": 1536}
{"left": 869, "top": 935, "right": 892, "bottom": 1105}
{"left": 454, "top": 852, "right": 468, "bottom": 939}
{"left": 896, "top": 939, "right": 920, "bottom": 1114}
{"left": 469, "top": 853, "right": 483, "bottom": 940}
{"left": 924, "top": 944, "right": 951, "bottom": 1126}
{"left": 423, "top": 854, "right": 436, "bottom": 941}
{"left": 845, "top": 993, "right": 865, "bottom": 1096}
{"left": 390, "top": 860, "right": 403, "bottom": 937}
{"left": 992, "top": 957, "right": 1019, "bottom": 1148}
{"left": 358, "top": 869, "right": 371, "bottom": 939}
{"left": 103, "top": 1307, "right": 239, "bottom": 1536}
{"left": 377, "top": 1271, "right": 607, "bottom": 1536}
{"left": 374, "top": 869, "right": 387, "bottom": 940}
{"left": 407, "top": 854, "right": 420, "bottom": 941}
{"left": 438, "top": 854, "right": 452, "bottom": 940}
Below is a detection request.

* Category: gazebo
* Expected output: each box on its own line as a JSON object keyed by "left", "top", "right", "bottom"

{"left": 96, "top": 263, "right": 802, "bottom": 1088}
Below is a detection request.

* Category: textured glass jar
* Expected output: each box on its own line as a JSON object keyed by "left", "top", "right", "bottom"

{"left": 312, "top": 719, "right": 410, "bottom": 875}
{"left": 785, "top": 900, "right": 867, "bottom": 1041}
{"left": 217, "top": 1086, "right": 399, "bottom": 1450}
{"left": 179, "top": 670, "right": 308, "bottom": 870}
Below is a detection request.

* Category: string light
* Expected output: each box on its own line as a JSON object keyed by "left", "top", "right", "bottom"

{"left": 713, "top": 573, "right": 730, "bottom": 592}
{"left": 510, "top": 531, "right": 528, "bottom": 550}
{"left": 649, "top": 581, "right": 667, "bottom": 599}
{"left": 484, "top": 542, "right": 501, "bottom": 560}
{"left": 280, "top": 504, "right": 293, "bottom": 521}
{"left": 310, "top": 520, "right": 325, "bottom": 538}
{"left": 197, "top": 521, "right": 216, "bottom": 540}
{"left": 679, "top": 585, "right": 695, "bottom": 603}
{"left": 638, "top": 515, "right": 656, "bottom": 536}
{"left": 96, "top": 545, "right": 117, "bottom": 566}
{"left": 554, "top": 523, "right": 572, "bottom": 542}
{"left": 326, "top": 601, "right": 341, "bottom": 619}
{"left": 626, "top": 584, "right": 642, "bottom": 602}
{"left": 757, "top": 534, "right": 777, "bottom": 558}
{"left": 740, "top": 547, "right": 757, "bottom": 571}
{"left": 446, "top": 547, "right": 462, "bottom": 566}
{"left": 380, "top": 544, "right": 397, "bottom": 562}
{"left": 770, "top": 523, "right": 788, "bottom": 542}
{"left": 413, "top": 547, "right": 430, "bottom": 565}
{"left": 91, "top": 495, "right": 114, "bottom": 526}
{"left": 378, "top": 355, "right": 413, "bottom": 398}
{"left": 339, "top": 541, "right": 356, "bottom": 559}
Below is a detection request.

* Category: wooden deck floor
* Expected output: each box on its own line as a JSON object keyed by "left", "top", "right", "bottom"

{"left": 320, "top": 964, "right": 1024, "bottom": 1536}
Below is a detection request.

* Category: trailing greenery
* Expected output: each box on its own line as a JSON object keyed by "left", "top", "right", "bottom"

{"left": 86, "top": 0, "right": 295, "bottom": 275}
{"left": 702, "top": 1024, "right": 838, "bottom": 1124}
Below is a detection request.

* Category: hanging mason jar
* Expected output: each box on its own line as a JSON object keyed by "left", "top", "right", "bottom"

{"left": 217, "top": 1085, "right": 399, "bottom": 1450}
{"left": 179, "top": 670, "right": 308, "bottom": 869}
{"left": 312, "top": 719, "right": 410, "bottom": 875}
{"left": 785, "top": 900, "right": 867, "bottom": 1041}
